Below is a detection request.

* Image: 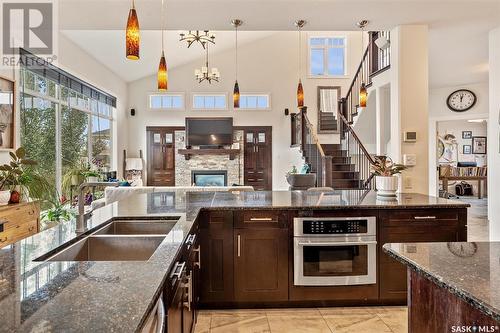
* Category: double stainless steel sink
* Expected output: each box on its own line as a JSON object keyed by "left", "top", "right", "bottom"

{"left": 38, "top": 218, "right": 180, "bottom": 262}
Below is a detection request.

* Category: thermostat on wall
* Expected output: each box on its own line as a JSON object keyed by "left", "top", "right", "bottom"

{"left": 404, "top": 131, "right": 417, "bottom": 142}
{"left": 403, "top": 154, "right": 417, "bottom": 166}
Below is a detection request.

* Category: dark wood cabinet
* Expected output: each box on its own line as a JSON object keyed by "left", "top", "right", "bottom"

{"left": 147, "top": 127, "right": 180, "bottom": 186}
{"left": 234, "top": 227, "right": 289, "bottom": 302}
{"left": 242, "top": 127, "right": 272, "bottom": 190}
{"left": 199, "top": 211, "right": 234, "bottom": 305}
{"left": 167, "top": 269, "right": 185, "bottom": 333}
{"left": 378, "top": 209, "right": 467, "bottom": 302}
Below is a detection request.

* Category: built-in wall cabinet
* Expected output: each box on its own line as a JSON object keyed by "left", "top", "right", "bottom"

{"left": 146, "top": 127, "right": 181, "bottom": 186}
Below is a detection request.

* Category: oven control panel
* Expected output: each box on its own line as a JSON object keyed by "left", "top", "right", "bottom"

{"left": 302, "top": 219, "right": 368, "bottom": 234}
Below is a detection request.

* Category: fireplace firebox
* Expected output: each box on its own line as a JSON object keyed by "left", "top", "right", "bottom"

{"left": 191, "top": 170, "right": 228, "bottom": 186}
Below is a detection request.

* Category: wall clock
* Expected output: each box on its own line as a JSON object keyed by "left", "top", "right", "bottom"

{"left": 446, "top": 89, "right": 476, "bottom": 112}
{"left": 447, "top": 242, "right": 477, "bottom": 257}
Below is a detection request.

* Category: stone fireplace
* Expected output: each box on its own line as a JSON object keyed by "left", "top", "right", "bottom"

{"left": 191, "top": 170, "right": 228, "bottom": 186}
{"left": 175, "top": 130, "right": 244, "bottom": 186}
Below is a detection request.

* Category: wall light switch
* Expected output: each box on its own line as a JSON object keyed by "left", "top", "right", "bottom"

{"left": 403, "top": 154, "right": 417, "bottom": 166}
{"left": 403, "top": 176, "right": 413, "bottom": 190}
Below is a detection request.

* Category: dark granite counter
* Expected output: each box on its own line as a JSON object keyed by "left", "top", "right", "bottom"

{"left": 383, "top": 242, "right": 500, "bottom": 322}
{"left": 0, "top": 190, "right": 468, "bottom": 332}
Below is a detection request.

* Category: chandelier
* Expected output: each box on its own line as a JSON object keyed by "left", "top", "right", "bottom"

{"left": 179, "top": 30, "right": 215, "bottom": 49}
{"left": 195, "top": 44, "right": 220, "bottom": 83}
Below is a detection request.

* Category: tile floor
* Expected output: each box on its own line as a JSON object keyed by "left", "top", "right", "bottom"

{"left": 193, "top": 197, "right": 489, "bottom": 333}
{"left": 194, "top": 307, "right": 407, "bottom": 333}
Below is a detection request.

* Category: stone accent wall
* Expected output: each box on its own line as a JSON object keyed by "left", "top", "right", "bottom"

{"left": 175, "top": 130, "right": 244, "bottom": 186}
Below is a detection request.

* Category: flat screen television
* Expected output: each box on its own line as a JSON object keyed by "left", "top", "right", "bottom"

{"left": 185, "top": 117, "right": 233, "bottom": 147}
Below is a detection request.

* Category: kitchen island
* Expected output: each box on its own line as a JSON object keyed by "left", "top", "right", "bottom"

{"left": 0, "top": 190, "right": 468, "bottom": 332}
{"left": 383, "top": 242, "right": 500, "bottom": 332}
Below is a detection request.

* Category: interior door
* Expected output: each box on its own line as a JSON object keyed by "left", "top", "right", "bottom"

{"left": 243, "top": 127, "right": 272, "bottom": 190}
{"left": 147, "top": 127, "right": 177, "bottom": 186}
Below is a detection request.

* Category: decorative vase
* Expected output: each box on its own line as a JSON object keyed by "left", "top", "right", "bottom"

{"left": 286, "top": 173, "right": 317, "bottom": 190}
{"left": 0, "top": 190, "right": 11, "bottom": 205}
{"left": 376, "top": 176, "right": 398, "bottom": 197}
{"left": 86, "top": 176, "right": 99, "bottom": 183}
{"left": 71, "top": 175, "right": 80, "bottom": 186}
{"left": 9, "top": 190, "right": 20, "bottom": 204}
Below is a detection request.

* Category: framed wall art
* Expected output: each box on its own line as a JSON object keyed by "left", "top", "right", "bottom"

{"left": 0, "top": 76, "right": 15, "bottom": 150}
{"left": 472, "top": 136, "right": 487, "bottom": 154}
{"left": 463, "top": 145, "right": 472, "bottom": 154}
{"left": 462, "top": 131, "right": 472, "bottom": 139}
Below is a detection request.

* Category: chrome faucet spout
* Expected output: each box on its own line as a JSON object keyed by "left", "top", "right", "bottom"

{"left": 77, "top": 182, "right": 119, "bottom": 233}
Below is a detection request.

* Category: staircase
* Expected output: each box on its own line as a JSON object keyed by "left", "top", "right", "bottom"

{"left": 319, "top": 112, "right": 337, "bottom": 132}
{"left": 290, "top": 31, "right": 391, "bottom": 190}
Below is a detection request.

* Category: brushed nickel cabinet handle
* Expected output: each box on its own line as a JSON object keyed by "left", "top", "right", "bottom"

{"left": 183, "top": 272, "right": 192, "bottom": 312}
{"left": 237, "top": 234, "right": 241, "bottom": 257}
{"left": 414, "top": 216, "right": 437, "bottom": 220}
{"left": 193, "top": 245, "right": 201, "bottom": 268}
{"left": 249, "top": 217, "right": 273, "bottom": 221}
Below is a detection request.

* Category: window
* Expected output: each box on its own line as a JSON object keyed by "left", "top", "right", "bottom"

{"left": 309, "top": 37, "right": 346, "bottom": 77}
{"left": 192, "top": 94, "right": 227, "bottom": 109}
{"left": 238, "top": 94, "right": 271, "bottom": 110}
{"left": 20, "top": 69, "right": 115, "bottom": 193}
{"left": 149, "top": 93, "right": 184, "bottom": 110}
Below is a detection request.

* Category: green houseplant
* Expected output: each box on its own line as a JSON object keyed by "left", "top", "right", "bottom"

{"left": 285, "top": 164, "right": 317, "bottom": 190}
{"left": 371, "top": 156, "right": 407, "bottom": 197}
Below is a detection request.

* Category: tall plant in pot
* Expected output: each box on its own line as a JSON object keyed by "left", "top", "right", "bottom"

{"left": 371, "top": 156, "right": 406, "bottom": 197}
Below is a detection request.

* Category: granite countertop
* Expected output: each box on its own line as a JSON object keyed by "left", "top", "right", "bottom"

{"left": 0, "top": 190, "right": 468, "bottom": 332}
{"left": 383, "top": 242, "right": 500, "bottom": 322}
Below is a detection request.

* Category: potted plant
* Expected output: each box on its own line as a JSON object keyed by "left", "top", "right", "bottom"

{"left": 0, "top": 147, "right": 38, "bottom": 205}
{"left": 40, "top": 196, "right": 76, "bottom": 229}
{"left": 371, "top": 156, "right": 407, "bottom": 197}
{"left": 285, "top": 164, "right": 317, "bottom": 190}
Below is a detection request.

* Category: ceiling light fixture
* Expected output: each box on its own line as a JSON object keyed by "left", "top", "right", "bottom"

{"left": 179, "top": 30, "right": 215, "bottom": 49}
{"left": 125, "top": 0, "right": 140, "bottom": 60}
{"left": 232, "top": 19, "right": 243, "bottom": 108}
{"left": 195, "top": 44, "right": 220, "bottom": 84}
{"left": 157, "top": 0, "right": 168, "bottom": 91}
{"left": 295, "top": 19, "right": 306, "bottom": 108}
{"left": 357, "top": 20, "right": 369, "bottom": 108}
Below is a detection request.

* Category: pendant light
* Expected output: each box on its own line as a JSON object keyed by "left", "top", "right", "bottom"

{"left": 126, "top": 0, "right": 140, "bottom": 60}
{"left": 232, "top": 19, "right": 243, "bottom": 108}
{"left": 357, "top": 20, "right": 369, "bottom": 108}
{"left": 295, "top": 20, "right": 306, "bottom": 108}
{"left": 157, "top": 0, "right": 168, "bottom": 91}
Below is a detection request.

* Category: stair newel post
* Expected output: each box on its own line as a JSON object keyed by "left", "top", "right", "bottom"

{"left": 300, "top": 106, "right": 307, "bottom": 155}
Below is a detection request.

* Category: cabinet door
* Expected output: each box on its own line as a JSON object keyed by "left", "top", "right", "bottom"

{"left": 234, "top": 228, "right": 289, "bottom": 302}
{"left": 199, "top": 211, "right": 234, "bottom": 304}
{"left": 378, "top": 209, "right": 466, "bottom": 302}
{"left": 243, "top": 128, "right": 272, "bottom": 190}
{"left": 147, "top": 128, "right": 176, "bottom": 186}
{"left": 167, "top": 281, "right": 184, "bottom": 333}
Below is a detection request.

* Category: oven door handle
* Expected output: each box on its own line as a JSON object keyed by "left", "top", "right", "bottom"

{"left": 297, "top": 240, "right": 377, "bottom": 246}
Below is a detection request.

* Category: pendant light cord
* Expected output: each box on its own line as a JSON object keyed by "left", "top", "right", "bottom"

{"left": 298, "top": 26, "right": 301, "bottom": 80}
{"left": 235, "top": 25, "right": 238, "bottom": 81}
{"left": 161, "top": 0, "right": 164, "bottom": 52}
{"left": 132, "top": 0, "right": 135, "bottom": 9}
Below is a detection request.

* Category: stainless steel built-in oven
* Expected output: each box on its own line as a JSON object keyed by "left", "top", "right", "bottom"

{"left": 293, "top": 217, "right": 377, "bottom": 286}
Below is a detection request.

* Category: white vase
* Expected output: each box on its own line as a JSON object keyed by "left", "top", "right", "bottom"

{"left": 376, "top": 176, "right": 399, "bottom": 197}
{"left": 0, "top": 190, "right": 11, "bottom": 205}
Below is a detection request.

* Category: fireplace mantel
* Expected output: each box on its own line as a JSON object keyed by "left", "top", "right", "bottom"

{"left": 178, "top": 148, "right": 240, "bottom": 160}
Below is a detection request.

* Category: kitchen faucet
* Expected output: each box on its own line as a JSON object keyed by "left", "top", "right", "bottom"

{"left": 77, "top": 182, "right": 119, "bottom": 233}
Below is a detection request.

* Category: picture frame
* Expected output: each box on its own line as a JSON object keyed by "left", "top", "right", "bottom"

{"left": 472, "top": 136, "right": 487, "bottom": 154}
{"left": 463, "top": 145, "right": 472, "bottom": 154}
{"left": 462, "top": 131, "right": 472, "bottom": 139}
{"left": 0, "top": 75, "right": 15, "bottom": 150}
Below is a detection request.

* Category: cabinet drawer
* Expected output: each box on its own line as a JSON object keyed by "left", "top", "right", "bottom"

{"left": 235, "top": 210, "right": 287, "bottom": 228}
{"left": 0, "top": 204, "right": 39, "bottom": 231}
{"left": 0, "top": 219, "right": 38, "bottom": 247}
{"left": 381, "top": 209, "right": 459, "bottom": 227}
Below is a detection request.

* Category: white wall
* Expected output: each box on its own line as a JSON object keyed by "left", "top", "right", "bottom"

{"left": 0, "top": 34, "right": 128, "bottom": 177}
{"left": 488, "top": 27, "right": 500, "bottom": 241}
{"left": 126, "top": 32, "right": 362, "bottom": 190}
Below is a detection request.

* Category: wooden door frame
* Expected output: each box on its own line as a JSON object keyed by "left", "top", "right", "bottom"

{"left": 235, "top": 126, "right": 273, "bottom": 190}
{"left": 146, "top": 126, "right": 184, "bottom": 186}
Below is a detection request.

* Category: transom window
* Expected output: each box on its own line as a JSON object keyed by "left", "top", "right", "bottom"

{"left": 149, "top": 93, "right": 184, "bottom": 110}
{"left": 192, "top": 94, "right": 227, "bottom": 109}
{"left": 309, "top": 37, "right": 346, "bottom": 77}
{"left": 238, "top": 94, "right": 270, "bottom": 110}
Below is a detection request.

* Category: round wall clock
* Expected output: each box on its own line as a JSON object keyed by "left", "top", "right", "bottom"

{"left": 446, "top": 89, "right": 476, "bottom": 112}
{"left": 447, "top": 242, "right": 477, "bottom": 257}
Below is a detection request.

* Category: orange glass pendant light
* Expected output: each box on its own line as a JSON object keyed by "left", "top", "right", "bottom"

{"left": 295, "top": 20, "right": 306, "bottom": 108}
{"left": 126, "top": 0, "right": 140, "bottom": 60}
{"left": 158, "top": 51, "right": 168, "bottom": 91}
{"left": 233, "top": 80, "right": 240, "bottom": 108}
{"left": 232, "top": 19, "right": 243, "bottom": 108}
{"left": 297, "top": 79, "right": 304, "bottom": 107}
{"left": 157, "top": 0, "right": 168, "bottom": 90}
{"left": 359, "top": 82, "right": 367, "bottom": 107}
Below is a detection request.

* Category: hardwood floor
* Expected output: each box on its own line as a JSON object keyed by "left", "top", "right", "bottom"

{"left": 194, "top": 307, "right": 407, "bottom": 333}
